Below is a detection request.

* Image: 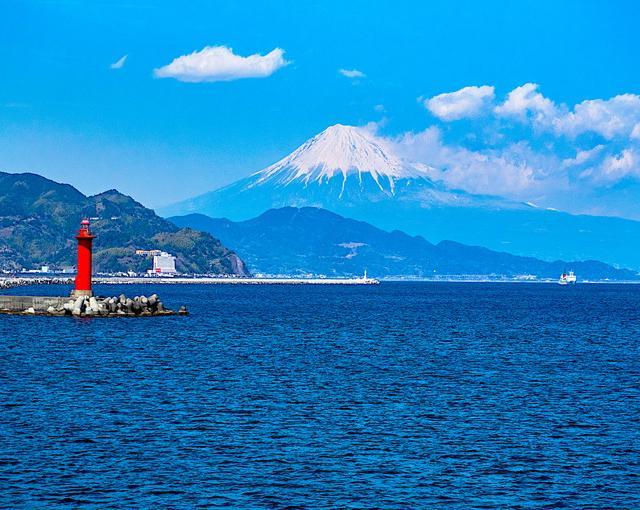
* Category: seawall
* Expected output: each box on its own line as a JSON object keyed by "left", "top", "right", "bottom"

{"left": 95, "top": 277, "right": 380, "bottom": 285}
{"left": 0, "top": 277, "right": 73, "bottom": 291}
{"left": 0, "top": 293, "right": 182, "bottom": 317}
{"left": 0, "top": 295, "right": 69, "bottom": 312}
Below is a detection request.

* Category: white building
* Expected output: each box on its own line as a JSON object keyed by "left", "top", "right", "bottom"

{"left": 148, "top": 252, "right": 177, "bottom": 275}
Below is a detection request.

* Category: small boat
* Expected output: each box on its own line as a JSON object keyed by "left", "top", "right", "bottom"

{"left": 558, "top": 270, "right": 577, "bottom": 285}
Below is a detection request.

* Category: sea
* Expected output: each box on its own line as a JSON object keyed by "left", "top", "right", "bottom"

{"left": 0, "top": 282, "right": 638, "bottom": 509}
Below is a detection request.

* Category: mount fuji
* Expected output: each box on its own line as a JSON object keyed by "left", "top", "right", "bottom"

{"left": 160, "top": 124, "right": 640, "bottom": 270}
{"left": 162, "top": 124, "right": 512, "bottom": 218}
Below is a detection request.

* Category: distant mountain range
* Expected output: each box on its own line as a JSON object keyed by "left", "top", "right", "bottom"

{"left": 170, "top": 207, "right": 639, "bottom": 281}
{"left": 159, "top": 124, "right": 640, "bottom": 270}
{"left": 0, "top": 172, "right": 248, "bottom": 275}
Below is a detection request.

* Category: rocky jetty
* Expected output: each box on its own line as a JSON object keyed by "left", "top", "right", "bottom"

{"left": 0, "top": 291, "right": 187, "bottom": 317}
{"left": 0, "top": 279, "right": 188, "bottom": 317}
{"left": 41, "top": 293, "right": 186, "bottom": 317}
{"left": 0, "top": 277, "right": 73, "bottom": 290}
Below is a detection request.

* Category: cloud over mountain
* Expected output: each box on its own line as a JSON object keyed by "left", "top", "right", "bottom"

{"left": 553, "top": 94, "right": 640, "bottom": 140}
{"left": 154, "top": 46, "right": 290, "bottom": 82}
{"left": 390, "top": 126, "right": 551, "bottom": 197}
{"left": 410, "top": 83, "right": 640, "bottom": 217}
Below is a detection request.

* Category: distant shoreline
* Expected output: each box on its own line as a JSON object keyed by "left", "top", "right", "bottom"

{"left": 94, "top": 277, "right": 380, "bottom": 285}
{"left": 0, "top": 276, "right": 380, "bottom": 288}
{"left": 3, "top": 276, "right": 640, "bottom": 290}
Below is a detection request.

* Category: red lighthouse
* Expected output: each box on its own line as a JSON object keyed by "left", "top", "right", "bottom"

{"left": 73, "top": 218, "right": 96, "bottom": 297}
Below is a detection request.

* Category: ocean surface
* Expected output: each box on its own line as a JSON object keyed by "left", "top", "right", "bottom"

{"left": 1, "top": 282, "right": 639, "bottom": 509}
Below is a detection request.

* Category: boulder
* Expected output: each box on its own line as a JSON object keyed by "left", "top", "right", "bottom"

{"left": 73, "top": 296, "right": 86, "bottom": 311}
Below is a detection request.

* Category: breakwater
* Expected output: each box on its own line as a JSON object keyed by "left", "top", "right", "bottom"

{"left": 0, "top": 278, "right": 185, "bottom": 317}
{"left": 1, "top": 276, "right": 379, "bottom": 288}
{"left": 0, "top": 277, "right": 73, "bottom": 290}
{"left": 0, "top": 292, "right": 185, "bottom": 317}
{"left": 0, "top": 276, "right": 376, "bottom": 317}
{"left": 0, "top": 295, "right": 69, "bottom": 312}
{"left": 95, "top": 276, "right": 380, "bottom": 285}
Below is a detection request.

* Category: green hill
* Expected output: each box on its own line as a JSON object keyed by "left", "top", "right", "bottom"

{"left": 0, "top": 172, "right": 249, "bottom": 275}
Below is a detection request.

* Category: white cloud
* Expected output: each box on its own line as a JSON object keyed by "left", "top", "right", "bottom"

{"left": 424, "top": 85, "right": 495, "bottom": 121}
{"left": 592, "top": 149, "right": 640, "bottom": 182}
{"left": 339, "top": 68, "right": 366, "bottom": 79}
{"left": 154, "top": 46, "right": 290, "bottom": 83}
{"left": 494, "top": 83, "right": 558, "bottom": 124}
{"left": 389, "top": 127, "right": 558, "bottom": 197}
{"left": 562, "top": 145, "right": 605, "bottom": 168}
{"left": 398, "top": 83, "right": 640, "bottom": 217}
{"left": 553, "top": 94, "right": 640, "bottom": 140}
{"left": 374, "top": 104, "right": 385, "bottom": 113}
{"left": 494, "top": 84, "right": 640, "bottom": 141}
{"left": 110, "top": 55, "right": 127, "bottom": 69}
{"left": 424, "top": 83, "right": 640, "bottom": 144}
{"left": 362, "top": 119, "right": 388, "bottom": 136}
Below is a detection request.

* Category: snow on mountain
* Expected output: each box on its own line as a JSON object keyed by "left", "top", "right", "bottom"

{"left": 252, "top": 124, "right": 431, "bottom": 194}
{"left": 160, "top": 123, "right": 509, "bottom": 219}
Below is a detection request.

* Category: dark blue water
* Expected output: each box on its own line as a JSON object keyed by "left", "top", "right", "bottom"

{"left": 1, "top": 283, "right": 639, "bottom": 508}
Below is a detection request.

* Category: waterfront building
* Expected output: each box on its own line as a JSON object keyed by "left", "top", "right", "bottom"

{"left": 149, "top": 252, "right": 177, "bottom": 275}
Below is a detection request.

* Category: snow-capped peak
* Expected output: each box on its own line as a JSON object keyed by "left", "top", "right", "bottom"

{"left": 254, "top": 124, "right": 425, "bottom": 187}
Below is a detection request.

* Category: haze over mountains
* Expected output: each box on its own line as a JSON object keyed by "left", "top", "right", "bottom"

{"left": 170, "top": 207, "right": 639, "bottom": 281}
{"left": 160, "top": 124, "right": 640, "bottom": 270}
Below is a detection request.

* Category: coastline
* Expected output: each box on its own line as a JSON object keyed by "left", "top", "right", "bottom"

{"left": 0, "top": 276, "right": 381, "bottom": 288}
{"left": 3, "top": 276, "right": 640, "bottom": 290}
{"left": 94, "top": 276, "right": 381, "bottom": 285}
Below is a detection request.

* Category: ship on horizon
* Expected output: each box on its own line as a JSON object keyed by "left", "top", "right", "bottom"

{"left": 559, "top": 270, "right": 577, "bottom": 285}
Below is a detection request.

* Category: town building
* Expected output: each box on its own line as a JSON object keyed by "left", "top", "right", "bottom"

{"left": 148, "top": 251, "right": 177, "bottom": 275}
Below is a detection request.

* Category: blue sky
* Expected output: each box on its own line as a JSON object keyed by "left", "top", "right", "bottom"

{"left": 1, "top": 0, "right": 639, "bottom": 217}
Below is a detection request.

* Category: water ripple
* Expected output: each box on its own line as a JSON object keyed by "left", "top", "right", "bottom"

{"left": 0, "top": 282, "right": 639, "bottom": 508}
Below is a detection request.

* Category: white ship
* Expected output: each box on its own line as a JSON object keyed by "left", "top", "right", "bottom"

{"left": 558, "top": 270, "right": 577, "bottom": 285}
